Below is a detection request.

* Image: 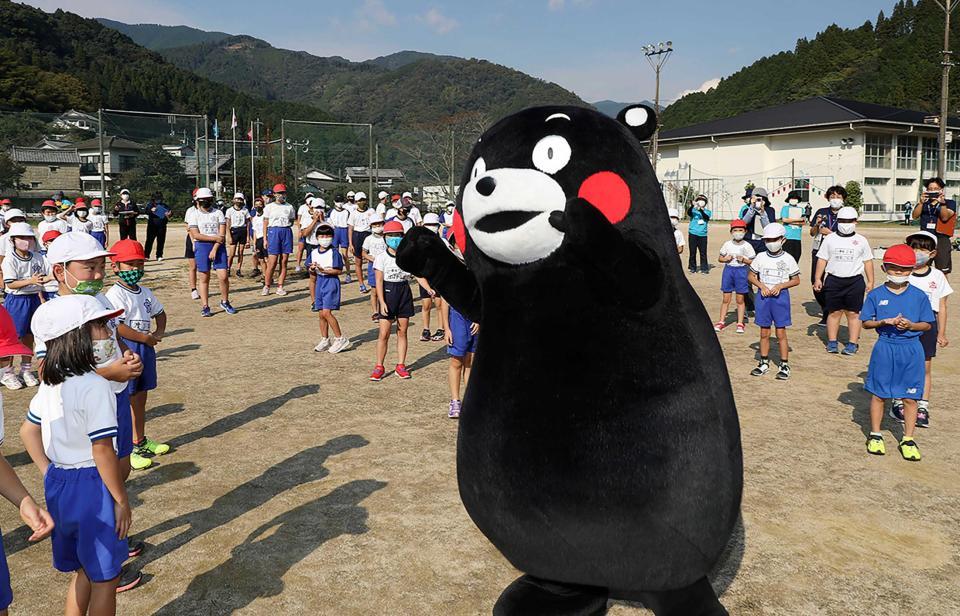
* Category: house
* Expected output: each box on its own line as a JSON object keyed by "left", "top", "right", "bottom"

{"left": 72, "top": 136, "right": 146, "bottom": 199}
{"left": 303, "top": 168, "right": 340, "bottom": 187}
{"left": 50, "top": 110, "right": 98, "bottom": 134}
{"left": 654, "top": 96, "right": 960, "bottom": 220}
{"left": 421, "top": 185, "right": 459, "bottom": 208}
{"left": 344, "top": 166, "right": 405, "bottom": 187}
{"left": 31, "top": 137, "right": 74, "bottom": 150}
{"left": 179, "top": 154, "right": 234, "bottom": 188}
{"left": 8, "top": 146, "right": 80, "bottom": 198}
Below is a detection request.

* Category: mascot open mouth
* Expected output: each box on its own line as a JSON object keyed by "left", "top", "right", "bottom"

{"left": 474, "top": 210, "right": 541, "bottom": 233}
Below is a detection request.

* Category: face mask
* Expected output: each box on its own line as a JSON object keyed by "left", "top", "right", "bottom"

{"left": 829, "top": 198, "right": 843, "bottom": 209}
{"left": 446, "top": 206, "right": 454, "bottom": 214}
{"left": 838, "top": 222, "right": 856, "bottom": 234}
{"left": 76, "top": 210, "right": 88, "bottom": 219}
{"left": 64, "top": 268, "right": 103, "bottom": 296}
{"left": 371, "top": 226, "right": 384, "bottom": 236}
{"left": 43, "top": 214, "right": 56, "bottom": 222}
{"left": 334, "top": 203, "right": 343, "bottom": 211}
{"left": 317, "top": 237, "right": 333, "bottom": 248}
{"left": 13, "top": 238, "right": 30, "bottom": 252}
{"left": 385, "top": 236, "right": 403, "bottom": 250}
{"left": 765, "top": 240, "right": 784, "bottom": 253}
{"left": 233, "top": 202, "right": 243, "bottom": 209}
{"left": 0, "top": 205, "right": 9, "bottom": 211}
{"left": 255, "top": 206, "right": 264, "bottom": 213}
{"left": 117, "top": 269, "right": 144, "bottom": 286}
{"left": 92, "top": 338, "right": 119, "bottom": 367}
{"left": 425, "top": 225, "right": 440, "bottom": 234}
{"left": 200, "top": 201, "right": 212, "bottom": 211}
{"left": 670, "top": 219, "right": 678, "bottom": 229}
{"left": 91, "top": 207, "right": 101, "bottom": 215}
{"left": 121, "top": 195, "right": 129, "bottom": 202}
{"left": 732, "top": 231, "right": 746, "bottom": 241}
{"left": 694, "top": 200, "right": 705, "bottom": 207}
{"left": 357, "top": 202, "right": 368, "bottom": 211}
{"left": 885, "top": 273, "right": 910, "bottom": 285}
{"left": 914, "top": 251, "right": 931, "bottom": 266}
{"left": 788, "top": 199, "right": 799, "bottom": 205}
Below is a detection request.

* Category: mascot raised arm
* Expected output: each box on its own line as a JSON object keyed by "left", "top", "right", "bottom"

{"left": 397, "top": 104, "right": 742, "bottom": 616}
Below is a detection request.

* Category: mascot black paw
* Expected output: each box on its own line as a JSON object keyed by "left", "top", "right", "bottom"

{"left": 398, "top": 104, "right": 742, "bottom": 616}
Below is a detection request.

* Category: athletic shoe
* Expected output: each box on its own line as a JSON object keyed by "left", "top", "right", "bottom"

{"left": 329, "top": 337, "right": 352, "bottom": 354}
{"left": 20, "top": 371, "right": 39, "bottom": 387}
{"left": 311, "top": 304, "right": 320, "bottom": 313}
{"left": 916, "top": 407, "right": 930, "bottom": 428}
{"left": 201, "top": 305, "right": 212, "bottom": 318}
{"left": 395, "top": 364, "right": 411, "bottom": 379}
{"left": 360, "top": 284, "right": 369, "bottom": 294}
{"left": 700, "top": 269, "right": 710, "bottom": 275}
{"left": 127, "top": 541, "right": 144, "bottom": 559}
{"left": 0, "top": 372, "right": 23, "bottom": 390}
{"left": 371, "top": 313, "right": 381, "bottom": 322}
{"left": 750, "top": 359, "right": 770, "bottom": 377}
{"left": 140, "top": 438, "right": 170, "bottom": 456}
{"left": 842, "top": 342, "right": 859, "bottom": 356}
{"left": 276, "top": 287, "right": 288, "bottom": 296}
{"left": 826, "top": 341, "right": 839, "bottom": 354}
{"left": 129, "top": 452, "right": 152, "bottom": 470}
{"left": 295, "top": 266, "right": 302, "bottom": 273}
{"left": 817, "top": 316, "right": 827, "bottom": 328}
{"left": 431, "top": 329, "right": 445, "bottom": 341}
{"left": 116, "top": 567, "right": 143, "bottom": 594}
{"left": 899, "top": 438, "right": 921, "bottom": 461}
{"left": 191, "top": 289, "right": 200, "bottom": 300}
{"left": 889, "top": 401, "right": 905, "bottom": 423}
{"left": 261, "top": 286, "right": 270, "bottom": 296}
{"left": 713, "top": 322, "right": 725, "bottom": 332}
{"left": 735, "top": 323, "right": 745, "bottom": 334}
{"left": 314, "top": 338, "right": 331, "bottom": 352}
{"left": 344, "top": 274, "right": 353, "bottom": 284}
{"left": 236, "top": 269, "right": 244, "bottom": 278}
{"left": 251, "top": 268, "right": 261, "bottom": 277}
{"left": 866, "top": 434, "right": 885, "bottom": 456}
{"left": 776, "top": 362, "right": 791, "bottom": 380}
{"left": 157, "top": 257, "right": 164, "bottom": 263}
{"left": 688, "top": 269, "right": 697, "bottom": 275}
{"left": 219, "top": 300, "right": 238, "bottom": 315}
{"left": 448, "top": 399, "right": 462, "bottom": 419}
{"left": 420, "top": 328, "right": 431, "bottom": 342}
{"left": 370, "top": 365, "right": 385, "bottom": 381}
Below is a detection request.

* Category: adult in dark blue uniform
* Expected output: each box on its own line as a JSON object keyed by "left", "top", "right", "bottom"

{"left": 809, "top": 186, "right": 845, "bottom": 326}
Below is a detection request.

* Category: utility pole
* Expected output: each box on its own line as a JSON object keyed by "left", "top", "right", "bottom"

{"left": 936, "top": 0, "right": 958, "bottom": 179}
{"left": 97, "top": 109, "right": 105, "bottom": 201}
{"left": 642, "top": 41, "right": 673, "bottom": 174}
{"left": 450, "top": 129, "right": 456, "bottom": 201}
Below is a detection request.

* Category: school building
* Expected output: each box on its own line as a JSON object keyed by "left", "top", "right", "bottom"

{"left": 655, "top": 96, "right": 960, "bottom": 221}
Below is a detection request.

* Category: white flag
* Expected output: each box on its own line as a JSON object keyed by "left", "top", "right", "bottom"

{"left": 230, "top": 108, "right": 237, "bottom": 130}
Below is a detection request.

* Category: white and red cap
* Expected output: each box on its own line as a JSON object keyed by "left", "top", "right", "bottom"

{"left": 31, "top": 295, "right": 124, "bottom": 343}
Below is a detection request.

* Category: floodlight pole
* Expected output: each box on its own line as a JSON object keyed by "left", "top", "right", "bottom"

{"left": 643, "top": 42, "right": 674, "bottom": 174}
{"left": 935, "top": 0, "right": 958, "bottom": 179}
{"left": 368, "top": 124, "right": 373, "bottom": 206}
{"left": 280, "top": 119, "right": 286, "bottom": 174}
{"left": 98, "top": 109, "right": 105, "bottom": 201}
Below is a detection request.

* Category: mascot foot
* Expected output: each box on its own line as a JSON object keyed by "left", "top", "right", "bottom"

{"left": 636, "top": 576, "right": 727, "bottom": 616}
{"left": 493, "top": 574, "right": 608, "bottom": 616}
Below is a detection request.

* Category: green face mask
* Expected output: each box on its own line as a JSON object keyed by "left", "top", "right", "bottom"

{"left": 117, "top": 269, "right": 145, "bottom": 286}
{"left": 63, "top": 267, "right": 103, "bottom": 296}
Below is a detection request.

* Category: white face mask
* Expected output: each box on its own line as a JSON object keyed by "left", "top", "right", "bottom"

{"left": 43, "top": 214, "right": 56, "bottom": 222}
{"left": 317, "top": 237, "right": 333, "bottom": 248}
{"left": 92, "top": 337, "right": 119, "bottom": 367}
{"left": 914, "top": 251, "right": 931, "bottom": 266}
{"left": 829, "top": 198, "right": 843, "bottom": 209}
{"left": 671, "top": 219, "right": 679, "bottom": 229}
{"left": 91, "top": 207, "right": 101, "bottom": 215}
{"left": 334, "top": 203, "right": 343, "bottom": 210}
{"left": 838, "top": 222, "right": 856, "bottom": 234}
{"left": 76, "top": 210, "right": 88, "bottom": 219}
{"left": 371, "top": 225, "right": 383, "bottom": 236}
{"left": 732, "top": 231, "right": 746, "bottom": 241}
{"left": 788, "top": 199, "right": 799, "bottom": 205}
{"left": 886, "top": 273, "right": 910, "bottom": 285}
{"left": 765, "top": 240, "right": 784, "bottom": 253}
{"left": 694, "top": 200, "right": 706, "bottom": 207}
{"left": 121, "top": 194, "right": 130, "bottom": 202}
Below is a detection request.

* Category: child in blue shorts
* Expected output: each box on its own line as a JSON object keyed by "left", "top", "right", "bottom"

{"left": 310, "top": 224, "right": 352, "bottom": 354}
{"left": 2, "top": 222, "right": 47, "bottom": 387}
{"left": 441, "top": 234, "right": 477, "bottom": 418}
{"left": 861, "top": 245, "right": 935, "bottom": 461}
{"left": 715, "top": 219, "right": 755, "bottom": 334}
{"left": 362, "top": 215, "right": 387, "bottom": 322}
{"left": 21, "top": 295, "right": 133, "bottom": 613}
{"left": 748, "top": 223, "right": 800, "bottom": 380}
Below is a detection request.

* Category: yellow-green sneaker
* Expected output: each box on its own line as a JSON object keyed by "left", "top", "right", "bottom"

{"left": 130, "top": 452, "right": 153, "bottom": 470}
{"left": 899, "top": 438, "right": 921, "bottom": 462}
{"left": 141, "top": 438, "right": 170, "bottom": 456}
{"left": 866, "top": 434, "right": 885, "bottom": 456}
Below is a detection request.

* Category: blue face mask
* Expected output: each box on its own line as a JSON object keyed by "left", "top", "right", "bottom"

{"left": 385, "top": 236, "right": 403, "bottom": 250}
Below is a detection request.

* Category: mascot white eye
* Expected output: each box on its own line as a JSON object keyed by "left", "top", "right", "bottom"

{"left": 532, "top": 135, "right": 571, "bottom": 175}
{"left": 471, "top": 157, "right": 487, "bottom": 180}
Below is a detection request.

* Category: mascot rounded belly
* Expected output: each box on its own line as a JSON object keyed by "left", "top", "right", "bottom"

{"left": 397, "top": 104, "right": 742, "bottom": 616}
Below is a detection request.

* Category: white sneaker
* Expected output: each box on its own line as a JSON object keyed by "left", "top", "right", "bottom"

{"left": 314, "top": 338, "right": 331, "bottom": 352}
{"left": 328, "top": 337, "right": 352, "bottom": 354}
{"left": 190, "top": 289, "right": 200, "bottom": 300}
{"left": 20, "top": 371, "right": 39, "bottom": 387}
{"left": 275, "top": 287, "right": 288, "bottom": 296}
{"left": 1, "top": 372, "right": 23, "bottom": 390}
{"left": 261, "top": 286, "right": 270, "bottom": 296}
{"left": 295, "top": 266, "right": 302, "bottom": 273}
{"left": 157, "top": 257, "right": 164, "bottom": 262}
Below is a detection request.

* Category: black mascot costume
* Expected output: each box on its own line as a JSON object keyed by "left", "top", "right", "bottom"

{"left": 397, "top": 104, "right": 742, "bottom": 616}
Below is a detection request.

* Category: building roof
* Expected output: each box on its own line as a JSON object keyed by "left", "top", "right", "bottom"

{"left": 344, "top": 166, "right": 404, "bottom": 179}
{"left": 31, "top": 138, "right": 74, "bottom": 150}
{"left": 658, "top": 96, "right": 960, "bottom": 143}
{"left": 9, "top": 146, "right": 80, "bottom": 165}
{"left": 179, "top": 154, "right": 233, "bottom": 175}
{"left": 73, "top": 136, "right": 146, "bottom": 151}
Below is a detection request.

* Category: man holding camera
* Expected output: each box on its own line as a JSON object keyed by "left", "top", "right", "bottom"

{"left": 912, "top": 177, "right": 957, "bottom": 274}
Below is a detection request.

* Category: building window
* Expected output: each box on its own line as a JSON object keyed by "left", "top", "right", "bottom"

{"left": 48, "top": 166, "right": 59, "bottom": 173}
{"left": 897, "top": 136, "right": 918, "bottom": 170}
{"left": 865, "top": 134, "right": 892, "bottom": 169}
{"left": 864, "top": 177, "right": 888, "bottom": 186}
{"left": 863, "top": 203, "right": 886, "bottom": 212}
{"left": 922, "top": 138, "right": 940, "bottom": 172}
{"left": 948, "top": 141, "right": 960, "bottom": 173}
{"left": 118, "top": 155, "right": 137, "bottom": 172}
{"left": 896, "top": 178, "right": 915, "bottom": 186}
{"left": 30, "top": 182, "right": 41, "bottom": 189}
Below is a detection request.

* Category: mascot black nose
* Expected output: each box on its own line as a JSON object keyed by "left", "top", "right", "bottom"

{"left": 476, "top": 176, "right": 497, "bottom": 196}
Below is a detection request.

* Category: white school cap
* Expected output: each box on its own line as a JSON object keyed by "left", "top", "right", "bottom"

{"left": 195, "top": 187, "right": 214, "bottom": 200}
{"left": 46, "top": 231, "right": 114, "bottom": 264}
{"left": 905, "top": 230, "right": 938, "bottom": 244}
{"left": 233, "top": 192, "right": 245, "bottom": 201}
{"left": 369, "top": 213, "right": 385, "bottom": 224}
{"left": 6, "top": 222, "right": 34, "bottom": 238}
{"left": 762, "top": 222, "right": 787, "bottom": 240}
{"left": 2, "top": 208, "right": 24, "bottom": 220}
{"left": 837, "top": 206, "right": 858, "bottom": 220}
{"left": 311, "top": 197, "right": 326, "bottom": 209}
{"left": 378, "top": 191, "right": 389, "bottom": 200}
{"left": 31, "top": 295, "right": 123, "bottom": 343}
{"left": 422, "top": 212, "right": 440, "bottom": 225}
{"left": 354, "top": 191, "right": 367, "bottom": 201}
{"left": 667, "top": 208, "right": 679, "bottom": 219}
{"left": 402, "top": 191, "right": 413, "bottom": 199}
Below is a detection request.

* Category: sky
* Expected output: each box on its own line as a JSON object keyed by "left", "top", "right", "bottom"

{"left": 26, "top": 0, "right": 891, "bottom": 103}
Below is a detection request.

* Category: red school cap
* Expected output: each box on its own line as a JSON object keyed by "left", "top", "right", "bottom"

{"left": 0, "top": 307, "right": 32, "bottom": 359}
{"left": 882, "top": 244, "right": 916, "bottom": 268}
{"left": 730, "top": 219, "right": 747, "bottom": 230}
{"left": 109, "top": 239, "right": 146, "bottom": 263}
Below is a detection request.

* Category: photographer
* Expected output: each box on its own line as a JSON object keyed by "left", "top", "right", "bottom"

{"left": 912, "top": 178, "right": 957, "bottom": 274}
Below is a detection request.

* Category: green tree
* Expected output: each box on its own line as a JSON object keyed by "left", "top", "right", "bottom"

{"left": 844, "top": 180, "right": 863, "bottom": 213}
{"left": 0, "top": 153, "right": 25, "bottom": 191}
{"left": 114, "top": 145, "right": 190, "bottom": 202}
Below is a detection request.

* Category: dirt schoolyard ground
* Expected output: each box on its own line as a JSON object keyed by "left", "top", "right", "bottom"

{"left": 0, "top": 222, "right": 957, "bottom": 615}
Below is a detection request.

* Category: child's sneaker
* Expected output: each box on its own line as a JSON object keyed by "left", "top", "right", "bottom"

{"left": 344, "top": 274, "right": 353, "bottom": 284}
{"left": 0, "top": 372, "right": 23, "bottom": 390}
{"left": 314, "top": 338, "right": 331, "bottom": 352}
{"left": 889, "top": 401, "right": 905, "bottom": 423}
{"left": 116, "top": 567, "right": 143, "bottom": 593}
{"left": 130, "top": 451, "right": 152, "bottom": 470}
{"left": 20, "top": 371, "right": 39, "bottom": 387}
{"left": 295, "top": 265, "right": 302, "bottom": 273}
{"left": 916, "top": 407, "right": 930, "bottom": 428}
{"left": 140, "top": 437, "right": 170, "bottom": 456}
{"left": 841, "top": 342, "right": 859, "bottom": 355}
{"left": 360, "top": 284, "right": 369, "bottom": 294}
{"left": 899, "top": 437, "right": 921, "bottom": 461}
{"left": 261, "top": 286, "right": 270, "bottom": 296}
{"left": 369, "top": 365, "right": 385, "bottom": 381}
{"left": 236, "top": 269, "right": 244, "bottom": 278}
{"left": 713, "top": 321, "right": 725, "bottom": 332}
{"left": 329, "top": 337, "right": 352, "bottom": 354}
{"left": 735, "top": 323, "right": 745, "bottom": 334}
{"left": 275, "top": 286, "right": 288, "bottom": 296}
{"left": 866, "top": 434, "right": 885, "bottom": 456}
{"left": 448, "top": 399, "right": 462, "bottom": 419}
{"left": 420, "top": 328, "right": 431, "bottom": 342}
{"left": 201, "top": 305, "right": 212, "bottom": 318}
{"left": 776, "top": 362, "right": 791, "bottom": 380}
{"left": 826, "top": 340, "right": 839, "bottom": 354}
{"left": 190, "top": 288, "right": 200, "bottom": 300}
{"left": 750, "top": 359, "right": 770, "bottom": 377}
{"left": 431, "top": 329, "right": 445, "bottom": 341}
{"left": 395, "top": 364, "right": 411, "bottom": 379}
{"left": 219, "top": 300, "right": 238, "bottom": 315}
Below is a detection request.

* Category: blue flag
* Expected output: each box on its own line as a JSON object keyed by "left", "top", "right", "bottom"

{"left": 212, "top": 119, "right": 219, "bottom": 139}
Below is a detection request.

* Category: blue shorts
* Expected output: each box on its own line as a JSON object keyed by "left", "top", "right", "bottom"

{"left": 4, "top": 294, "right": 41, "bottom": 338}
{"left": 43, "top": 291, "right": 58, "bottom": 301}
{"left": 333, "top": 227, "right": 349, "bottom": 249}
{"left": 314, "top": 276, "right": 341, "bottom": 311}
{"left": 865, "top": 337, "right": 925, "bottom": 400}
{"left": 45, "top": 466, "right": 127, "bottom": 582}
{"left": 447, "top": 307, "right": 477, "bottom": 357}
{"left": 367, "top": 261, "right": 376, "bottom": 288}
{"left": 0, "top": 528, "right": 11, "bottom": 609}
{"left": 115, "top": 387, "right": 133, "bottom": 459}
{"left": 754, "top": 290, "right": 792, "bottom": 328}
{"left": 91, "top": 231, "right": 107, "bottom": 248}
{"left": 267, "top": 227, "right": 294, "bottom": 255}
{"left": 194, "top": 241, "right": 227, "bottom": 273}
{"left": 720, "top": 266, "right": 750, "bottom": 294}
{"left": 123, "top": 339, "right": 157, "bottom": 394}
